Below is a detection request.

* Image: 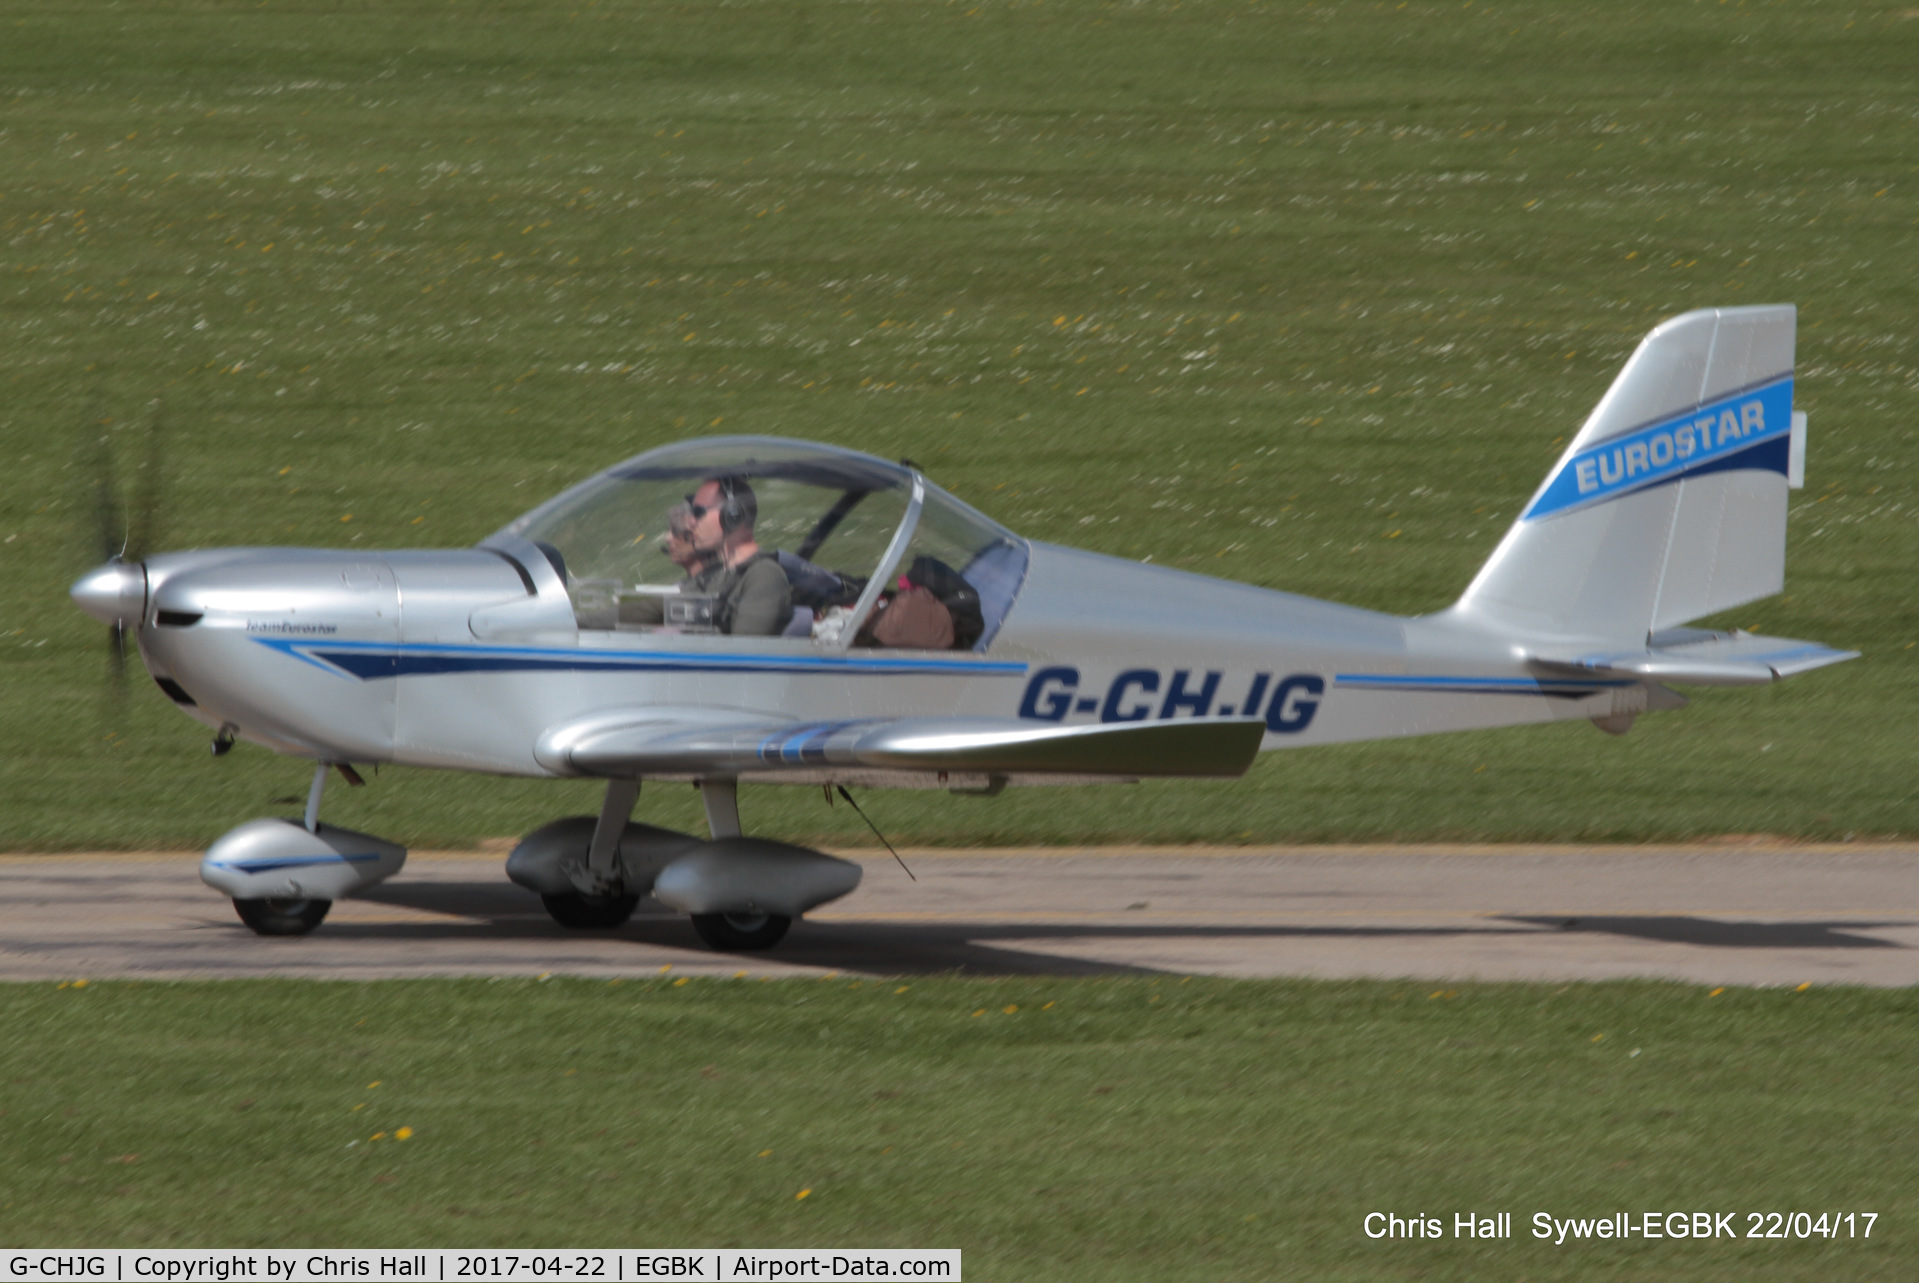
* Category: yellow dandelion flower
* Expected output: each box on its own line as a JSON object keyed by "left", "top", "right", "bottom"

{"left": 1709, "top": 987, "right": 1725, "bottom": 997}
{"left": 758, "top": 1150, "right": 772, "bottom": 1157}
{"left": 1002, "top": 1004, "right": 1018, "bottom": 1015}
{"left": 673, "top": 977, "right": 690, "bottom": 987}
{"left": 1042, "top": 1001, "right": 1054, "bottom": 1010}
{"left": 795, "top": 1188, "right": 811, "bottom": 1200}
{"left": 368, "top": 1081, "right": 381, "bottom": 1089}
{"left": 1796, "top": 982, "right": 1812, "bottom": 992}
{"left": 72, "top": 979, "right": 89, "bottom": 989}
{"left": 971, "top": 1009, "right": 985, "bottom": 1018}
{"left": 371, "top": 1132, "right": 386, "bottom": 1141}
{"left": 895, "top": 986, "right": 909, "bottom": 994}
{"left": 1590, "top": 1034, "right": 1605, "bottom": 1043}
{"left": 396, "top": 1127, "right": 413, "bottom": 1140}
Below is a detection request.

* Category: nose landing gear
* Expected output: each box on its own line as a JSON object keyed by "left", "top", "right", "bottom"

{"left": 200, "top": 762, "right": 407, "bottom": 937}
{"left": 233, "top": 896, "right": 332, "bottom": 936}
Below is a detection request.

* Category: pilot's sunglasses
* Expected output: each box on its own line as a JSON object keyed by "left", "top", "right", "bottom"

{"left": 683, "top": 495, "right": 712, "bottom": 520}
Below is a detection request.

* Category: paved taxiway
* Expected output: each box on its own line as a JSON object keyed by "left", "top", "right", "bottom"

{"left": 2, "top": 845, "right": 1915, "bottom": 985}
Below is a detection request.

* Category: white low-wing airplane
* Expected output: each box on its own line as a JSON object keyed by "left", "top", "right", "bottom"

{"left": 72, "top": 305, "right": 1854, "bottom": 948}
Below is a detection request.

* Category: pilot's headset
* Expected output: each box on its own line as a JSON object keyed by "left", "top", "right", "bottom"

{"left": 715, "top": 477, "right": 753, "bottom": 533}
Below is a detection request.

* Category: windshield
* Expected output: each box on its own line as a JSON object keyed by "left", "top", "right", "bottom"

{"left": 496, "top": 436, "right": 1026, "bottom": 649}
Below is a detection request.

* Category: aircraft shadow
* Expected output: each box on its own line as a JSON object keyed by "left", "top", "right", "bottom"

{"left": 1500, "top": 915, "right": 1907, "bottom": 950}
{"left": 344, "top": 882, "right": 1911, "bottom": 975}
{"left": 351, "top": 881, "right": 1154, "bottom": 975}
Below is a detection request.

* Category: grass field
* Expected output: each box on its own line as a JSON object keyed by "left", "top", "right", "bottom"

{"left": 0, "top": 976, "right": 1914, "bottom": 1276}
{"left": 2, "top": 0, "right": 1916, "bottom": 849}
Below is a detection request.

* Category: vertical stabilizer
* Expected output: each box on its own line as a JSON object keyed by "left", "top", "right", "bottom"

{"left": 1456, "top": 305, "right": 1798, "bottom": 642}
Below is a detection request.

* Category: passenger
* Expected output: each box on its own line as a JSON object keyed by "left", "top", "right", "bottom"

{"left": 617, "top": 501, "right": 713, "bottom": 628}
{"left": 684, "top": 477, "right": 793, "bottom": 636}
{"left": 661, "top": 501, "right": 711, "bottom": 576}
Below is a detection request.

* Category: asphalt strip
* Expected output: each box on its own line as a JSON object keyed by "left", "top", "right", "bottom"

{"left": 1, "top": 845, "right": 1914, "bottom": 986}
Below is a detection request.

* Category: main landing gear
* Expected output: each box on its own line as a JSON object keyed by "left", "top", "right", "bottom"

{"left": 541, "top": 891, "right": 641, "bottom": 929}
{"left": 533, "top": 777, "right": 648, "bottom": 931}
{"left": 690, "top": 912, "right": 792, "bottom": 951}
{"left": 525, "top": 778, "right": 811, "bottom": 951}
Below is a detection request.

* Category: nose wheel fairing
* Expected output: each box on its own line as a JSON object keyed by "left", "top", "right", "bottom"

{"left": 201, "top": 813, "right": 409, "bottom": 937}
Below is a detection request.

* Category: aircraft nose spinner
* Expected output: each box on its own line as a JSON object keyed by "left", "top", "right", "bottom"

{"left": 71, "top": 559, "right": 147, "bottom": 627}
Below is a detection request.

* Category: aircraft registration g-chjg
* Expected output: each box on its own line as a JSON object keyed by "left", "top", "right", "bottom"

{"left": 72, "top": 304, "right": 1854, "bottom": 949}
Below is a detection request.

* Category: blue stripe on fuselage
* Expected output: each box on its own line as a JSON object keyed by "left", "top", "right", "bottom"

{"left": 248, "top": 637, "right": 1028, "bottom": 681}
{"left": 1334, "top": 673, "right": 1633, "bottom": 695}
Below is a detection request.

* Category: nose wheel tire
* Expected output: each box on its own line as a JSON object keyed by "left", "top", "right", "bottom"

{"left": 542, "top": 892, "right": 641, "bottom": 929}
{"left": 691, "top": 912, "right": 792, "bottom": 951}
{"left": 232, "top": 897, "right": 331, "bottom": 936}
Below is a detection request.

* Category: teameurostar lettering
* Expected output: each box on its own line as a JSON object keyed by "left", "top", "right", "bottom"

{"left": 1016, "top": 667, "right": 1323, "bottom": 732}
{"left": 1523, "top": 376, "right": 1795, "bottom": 521}
{"left": 247, "top": 619, "right": 340, "bottom": 636}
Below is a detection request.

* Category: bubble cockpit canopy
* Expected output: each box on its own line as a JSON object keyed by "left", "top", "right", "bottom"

{"left": 492, "top": 436, "right": 1029, "bottom": 650}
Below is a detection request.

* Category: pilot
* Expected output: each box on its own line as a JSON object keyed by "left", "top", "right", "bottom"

{"left": 685, "top": 476, "right": 793, "bottom": 636}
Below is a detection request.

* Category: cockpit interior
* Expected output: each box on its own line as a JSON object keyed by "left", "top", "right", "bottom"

{"left": 497, "top": 437, "right": 1029, "bottom": 651}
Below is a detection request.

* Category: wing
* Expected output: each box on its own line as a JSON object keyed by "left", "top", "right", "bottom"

{"left": 1535, "top": 629, "right": 1857, "bottom": 687}
{"left": 534, "top": 706, "right": 1267, "bottom": 781}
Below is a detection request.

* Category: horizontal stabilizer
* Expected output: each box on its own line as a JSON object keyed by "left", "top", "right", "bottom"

{"left": 536, "top": 707, "right": 1267, "bottom": 780}
{"left": 1535, "top": 630, "right": 1857, "bottom": 687}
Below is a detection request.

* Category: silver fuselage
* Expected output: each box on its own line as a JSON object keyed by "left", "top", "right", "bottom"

{"left": 133, "top": 534, "right": 1625, "bottom": 781}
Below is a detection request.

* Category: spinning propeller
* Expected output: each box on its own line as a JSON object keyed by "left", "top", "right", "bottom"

{"left": 73, "top": 401, "right": 167, "bottom": 706}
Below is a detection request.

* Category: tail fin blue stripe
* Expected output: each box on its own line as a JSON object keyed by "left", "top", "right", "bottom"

{"left": 1523, "top": 375, "right": 1793, "bottom": 521}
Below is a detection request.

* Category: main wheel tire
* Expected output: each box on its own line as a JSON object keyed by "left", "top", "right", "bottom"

{"left": 232, "top": 897, "right": 331, "bottom": 936}
{"left": 691, "top": 912, "right": 792, "bottom": 951}
{"left": 542, "top": 892, "right": 640, "bottom": 929}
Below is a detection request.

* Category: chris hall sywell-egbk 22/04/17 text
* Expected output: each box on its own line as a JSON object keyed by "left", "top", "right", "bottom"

{"left": 1364, "top": 1211, "right": 1878, "bottom": 1244}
